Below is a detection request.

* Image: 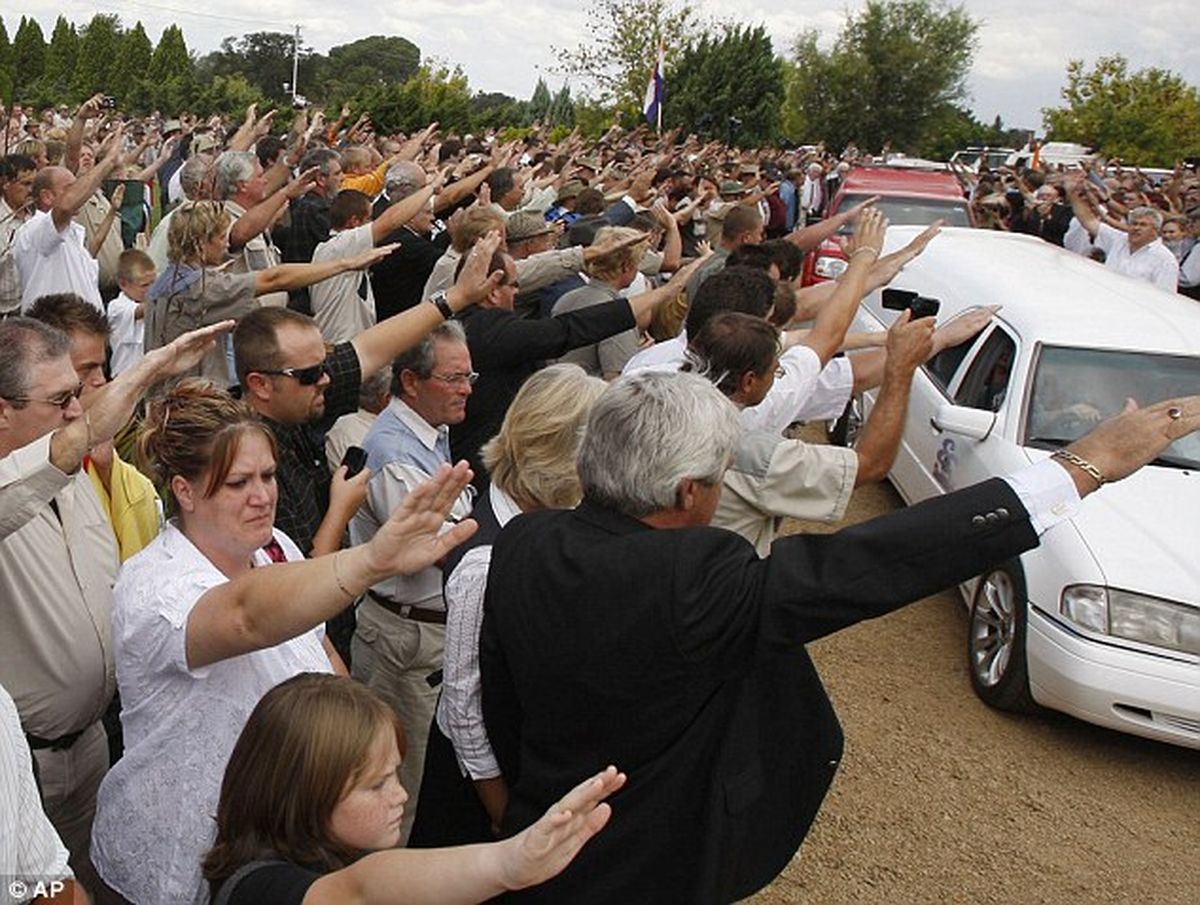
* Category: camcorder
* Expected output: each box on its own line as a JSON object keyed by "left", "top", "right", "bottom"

{"left": 882, "top": 288, "right": 940, "bottom": 320}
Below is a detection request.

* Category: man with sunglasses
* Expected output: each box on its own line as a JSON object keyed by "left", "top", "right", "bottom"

{"left": 0, "top": 316, "right": 231, "bottom": 890}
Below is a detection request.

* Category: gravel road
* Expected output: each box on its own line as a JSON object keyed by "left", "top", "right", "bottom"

{"left": 749, "top": 475, "right": 1200, "bottom": 905}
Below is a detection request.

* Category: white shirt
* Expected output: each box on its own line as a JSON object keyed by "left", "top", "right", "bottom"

{"left": 106, "top": 291, "right": 144, "bottom": 376}
{"left": 14, "top": 210, "right": 102, "bottom": 311}
{"left": 624, "top": 331, "right": 856, "bottom": 432}
{"left": 1093, "top": 223, "right": 1179, "bottom": 292}
{"left": 311, "top": 223, "right": 376, "bottom": 344}
{"left": 0, "top": 682, "right": 72, "bottom": 902}
{"left": 92, "top": 523, "right": 331, "bottom": 905}
{"left": 438, "top": 483, "right": 523, "bottom": 779}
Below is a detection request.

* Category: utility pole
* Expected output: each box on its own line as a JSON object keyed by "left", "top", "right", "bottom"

{"left": 291, "top": 25, "right": 301, "bottom": 105}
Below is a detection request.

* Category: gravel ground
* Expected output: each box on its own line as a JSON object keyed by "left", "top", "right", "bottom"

{"left": 749, "top": 475, "right": 1200, "bottom": 905}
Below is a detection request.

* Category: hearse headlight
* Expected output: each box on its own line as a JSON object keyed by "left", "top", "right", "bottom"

{"left": 1061, "top": 585, "right": 1200, "bottom": 655}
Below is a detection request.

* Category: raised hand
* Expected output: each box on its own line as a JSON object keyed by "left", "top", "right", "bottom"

{"left": 363, "top": 462, "right": 478, "bottom": 577}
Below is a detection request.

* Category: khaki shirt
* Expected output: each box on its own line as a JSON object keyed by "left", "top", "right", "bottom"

{"left": 715, "top": 431, "right": 858, "bottom": 558}
{"left": 0, "top": 433, "right": 119, "bottom": 737}
{"left": 74, "top": 190, "right": 125, "bottom": 290}
{"left": 224, "top": 199, "right": 289, "bottom": 308}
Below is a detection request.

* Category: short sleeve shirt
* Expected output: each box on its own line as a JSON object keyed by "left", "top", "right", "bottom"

{"left": 310, "top": 224, "right": 376, "bottom": 344}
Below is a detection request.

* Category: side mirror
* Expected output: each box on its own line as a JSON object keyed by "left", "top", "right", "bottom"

{"left": 931, "top": 402, "right": 997, "bottom": 440}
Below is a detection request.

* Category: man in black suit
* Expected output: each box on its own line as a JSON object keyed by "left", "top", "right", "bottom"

{"left": 479, "top": 370, "right": 1199, "bottom": 904}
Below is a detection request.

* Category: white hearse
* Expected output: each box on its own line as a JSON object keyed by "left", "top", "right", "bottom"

{"left": 847, "top": 227, "right": 1200, "bottom": 749}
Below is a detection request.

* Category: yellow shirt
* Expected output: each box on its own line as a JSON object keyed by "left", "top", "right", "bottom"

{"left": 86, "top": 452, "right": 162, "bottom": 562}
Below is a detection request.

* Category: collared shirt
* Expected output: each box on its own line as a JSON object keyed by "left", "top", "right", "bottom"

{"left": 438, "top": 483, "right": 521, "bottom": 779}
{"left": 0, "top": 197, "right": 30, "bottom": 315}
{"left": 0, "top": 682, "right": 72, "bottom": 896}
{"left": 267, "top": 341, "right": 362, "bottom": 555}
{"left": 74, "top": 190, "right": 124, "bottom": 289}
{"left": 553, "top": 281, "right": 641, "bottom": 377}
{"left": 0, "top": 433, "right": 118, "bottom": 739}
{"left": 1093, "top": 224, "right": 1180, "bottom": 292}
{"left": 107, "top": 291, "right": 144, "bottom": 376}
{"left": 716, "top": 430, "right": 859, "bottom": 557}
{"left": 351, "top": 398, "right": 473, "bottom": 608}
{"left": 224, "top": 199, "right": 288, "bottom": 308}
{"left": 14, "top": 210, "right": 102, "bottom": 312}
{"left": 273, "top": 192, "right": 331, "bottom": 266}
{"left": 310, "top": 224, "right": 376, "bottom": 344}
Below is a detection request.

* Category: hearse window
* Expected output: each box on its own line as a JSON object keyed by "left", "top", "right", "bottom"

{"left": 954, "top": 328, "right": 1016, "bottom": 412}
{"left": 924, "top": 341, "right": 972, "bottom": 394}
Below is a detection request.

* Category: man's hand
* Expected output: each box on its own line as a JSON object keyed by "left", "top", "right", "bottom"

{"left": 362, "top": 462, "right": 478, "bottom": 578}
{"left": 285, "top": 167, "right": 321, "bottom": 200}
{"left": 583, "top": 230, "right": 651, "bottom": 264}
{"left": 347, "top": 243, "right": 400, "bottom": 271}
{"left": 138, "top": 320, "right": 237, "bottom": 382}
{"left": 844, "top": 207, "right": 886, "bottom": 259}
{"left": 76, "top": 94, "right": 105, "bottom": 121}
{"left": 1064, "top": 396, "right": 1200, "bottom": 496}
{"left": 447, "top": 230, "right": 506, "bottom": 311}
{"left": 844, "top": 194, "right": 881, "bottom": 222}
{"left": 930, "top": 305, "right": 999, "bottom": 355}
{"left": 884, "top": 309, "right": 935, "bottom": 377}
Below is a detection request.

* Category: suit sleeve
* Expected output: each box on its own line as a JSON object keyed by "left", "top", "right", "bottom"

{"left": 470, "top": 302, "right": 637, "bottom": 368}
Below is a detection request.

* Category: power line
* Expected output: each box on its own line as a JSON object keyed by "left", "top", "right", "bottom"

{"left": 101, "top": 1, "right": 285, "bottom": 31}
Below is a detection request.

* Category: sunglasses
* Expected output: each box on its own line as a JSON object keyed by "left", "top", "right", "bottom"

{"left": 255, "top": 361, "right": 330, "bottom": 386}
{"left": 8, "top": 383, "right": 85, "bottom": 410}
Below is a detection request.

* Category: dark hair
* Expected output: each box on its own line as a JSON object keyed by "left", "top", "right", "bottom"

{"left": 0, "top": 318, "right": 71, "bottom": 407}
{"left": 0, "top": 154, "right": 36, "bottom": 179}
{"left": 437, "top": 139, "right": 463, "bottom": 163}
{"left": 329, "top": 189, "right": 372, "bottom": 230}
{"left": 26, "top": 293, "right": 110, "bottom": 339}
{"left": 485, "top": 167, "right": 516, "bottom": 200}
{"left": 233, "top": 307, "right": 319, "bottom": 387}
{"left": 684, "top": 266, "right": 776, "bottom": 337}
{"left": 726, "top": 244, "right": 773, "bottom": 272}
{"left": 684, "top": 312, "right": 780, "bottom": 398}
{"left": 389, "top": 320, "right": 468, "bottom": 394}
{"left": 256, "top": 136, "right": 286, "bottom": 170}
{"left": 762, "top": 239, "right": 804, "bottom": 282}
{"left": 575, "top": 188, "right": 607, "bottom": 216}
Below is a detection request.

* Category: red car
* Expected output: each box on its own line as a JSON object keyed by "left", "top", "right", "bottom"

{"left": 801, "top": 166, "right": 973, "bottom": 286}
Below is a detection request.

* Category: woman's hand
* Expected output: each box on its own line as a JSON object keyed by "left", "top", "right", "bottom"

{"left": 361, "top": 462, "right": 477, "bottom": 579}
{"left": 498, "top": 766, "right": 627, "bottom": 891}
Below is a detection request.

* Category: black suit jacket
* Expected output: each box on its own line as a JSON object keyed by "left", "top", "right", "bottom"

{"left": 480, "top": 478, "right": 1039, "bottom": 904}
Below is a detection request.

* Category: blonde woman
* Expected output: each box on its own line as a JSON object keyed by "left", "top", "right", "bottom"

{"left": 409, "top": 363, "right": 607, "bottom": 847}
{"left": 202, "top": 673, "right": 624, "bottom": 905}
{"left": 90, "top": 380, "right": 479, "bottom": 905}
{"left": 143, "top": 200, "right": 397, "bottom": 386}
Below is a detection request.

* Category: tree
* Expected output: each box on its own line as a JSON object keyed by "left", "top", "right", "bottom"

{"left": 552, "top": 0, "right": 704, "bottom": 118}
{"left": 319, "top": 35, "right": 420, "bottom": 100}
{"left": 667, "top": 24, "right": 783, "bottom": 146}
{"left": 12, "top": 17, "right": 47, "bottom": 96}
{"left": 73, "top": 14, "right": 122, "bottom": 98}
{"left": 202, "top": 31, "right": 317, "bottom": 103}
{"left": 784, "top": 0, "right": 978, "bottom": 152}
{"left": 0, "top": 17, "right": 13, "bottom": 103}
{"left": 529, "top": 78, "right": 552, "bottom": 124}
{"left": 35, "top": 17, "right": 80, "bottom": 106}
{"left": 111, "top": 22, "right": 153, "bottom": 110}
{"left": 470, "top": 91, "right": 529, "bottom": 131}
{"left": 147, "top": 25, "right": 195, "bottom": 112}
{"left": 356, "top": 62, "right": 472, "bottom": 134}
{"left": 1042, "top": 56, "right": 1200, "bottom": 166}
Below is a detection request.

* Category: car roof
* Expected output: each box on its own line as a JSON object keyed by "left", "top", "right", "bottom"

{"left": 840, "top": 166, "right": 964, "bottom": 200}
{"left": 880, "top": 226, "right": 1200, "bottom": 355}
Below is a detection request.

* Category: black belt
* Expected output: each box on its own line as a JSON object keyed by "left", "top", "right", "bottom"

{"left": 366, "top": 590, "right": 447, "bottom": 625}
{"left": 26, "top": 727, "right": 86, "bottom": 752}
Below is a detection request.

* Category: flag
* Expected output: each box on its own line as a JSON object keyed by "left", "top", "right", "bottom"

{"left": 643, "top": 44, "right": 665, "bottom": 130}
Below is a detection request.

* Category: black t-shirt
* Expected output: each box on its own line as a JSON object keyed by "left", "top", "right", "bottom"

{"left": 219, "top": 862, "right": 321, "bottom": 905}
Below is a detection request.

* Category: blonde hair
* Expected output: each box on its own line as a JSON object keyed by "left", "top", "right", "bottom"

{"left": 167, "top": 201, "right": 231, "bottom": 265}
{"left": 202, "top": 674, "right": 406, "bottom": 894}
{"left": 340, "top": 146, "right": 372, "bottom": 174}
{"left": 482, "top": 363, "right": 607, "bottom": 511}
{"left": 584, "top": 226, "right": 648, "bottom": 283}
{"left": 450, "top": 206, "right": 506, "bottom": 253}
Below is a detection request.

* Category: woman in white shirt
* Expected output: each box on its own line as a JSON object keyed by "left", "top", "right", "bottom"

{"left": 91, "top": 380, "right": 477, "bottom": 905}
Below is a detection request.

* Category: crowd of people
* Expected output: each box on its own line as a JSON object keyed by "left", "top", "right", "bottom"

{"left": 3, "top": 91, "right": 1200, "bottom": 905}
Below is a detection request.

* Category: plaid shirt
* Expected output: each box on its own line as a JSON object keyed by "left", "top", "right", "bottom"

{"left": 267, "top": 341, "right": 362, "bottom": 554}
{"left": 274, "top": 193, "right": 332, "bottom": 265}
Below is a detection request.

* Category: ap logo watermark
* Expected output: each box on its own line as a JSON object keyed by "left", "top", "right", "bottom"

{"left": 4, "top": 878, "right": 67, "bottom": 902}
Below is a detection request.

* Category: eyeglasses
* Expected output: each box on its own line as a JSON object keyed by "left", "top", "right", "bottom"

{"left": 8, "top": 383, "right": 84, "bottom": 410}
{"left": 426, "top": 371, "right": 479, "bottom": 386}
{"left": 255, "top": 361, "right": 330, "bottom": 386}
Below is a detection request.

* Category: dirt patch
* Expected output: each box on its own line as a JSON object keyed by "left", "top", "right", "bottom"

{"left": 750, "top": 476, "right": 1200, "bottom": 904}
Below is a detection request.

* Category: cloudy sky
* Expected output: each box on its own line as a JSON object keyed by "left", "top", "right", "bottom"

{"left": 14, "top": 1, "right": 1200, "bottom": 132}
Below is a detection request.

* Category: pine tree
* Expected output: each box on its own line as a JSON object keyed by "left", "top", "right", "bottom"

{"left": 529, "top": 78, "right": 552, "bottom": 124}
{"left": 12, "top": 16, "right": 48, "bottom": 95}
{"left": 112, "top": 22, "right": 153, "bottom": 109}
{"left": 38, "top": 17, "right": 80, "bottom": 104}
{"left": 147, "top": 25, "right": 194, "bottom": 112}
{"left": 0, "top": 17, "right": 14, "bottom": 103}
{"left": 73, "top": 14, "right": 122, "bottom": 97}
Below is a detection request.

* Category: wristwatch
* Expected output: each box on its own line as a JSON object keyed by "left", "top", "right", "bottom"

{"left": 427, "top": 289, "right": 454, "bottom": 320}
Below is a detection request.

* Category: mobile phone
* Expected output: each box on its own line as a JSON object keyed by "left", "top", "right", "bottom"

{"left": 340, "top": 445, "right": 368, "bottom": 479}
{"left": 101, "top": 96, "right": 117, "bottom": 110}
{"left": 882, "top": 288, "right": 940, "bottom": 319}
